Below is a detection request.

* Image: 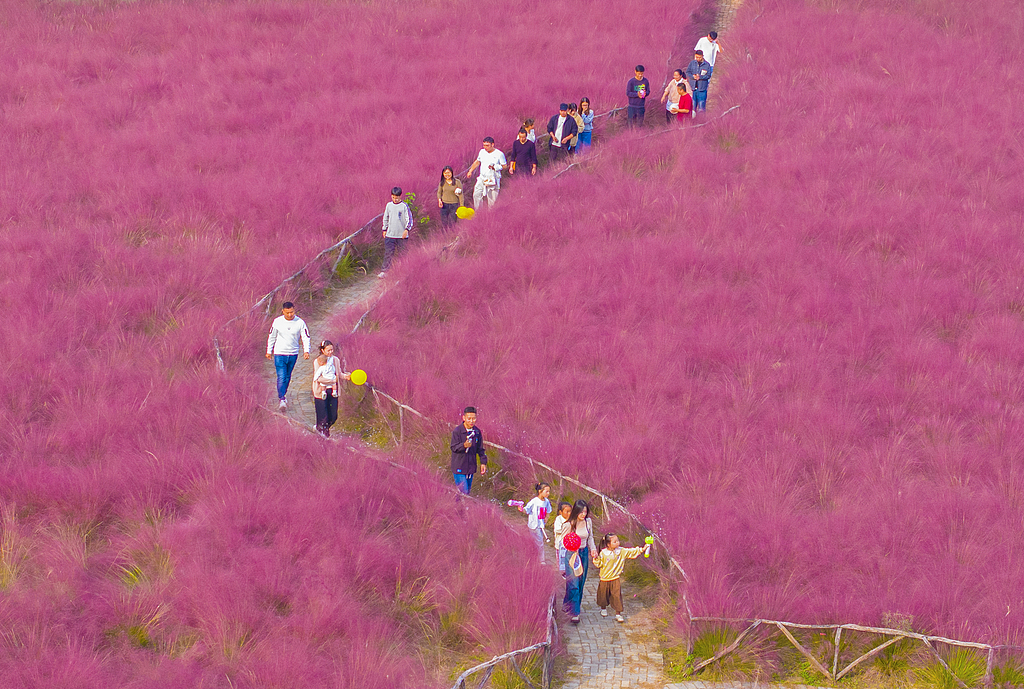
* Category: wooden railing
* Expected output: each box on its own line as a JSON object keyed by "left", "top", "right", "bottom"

{"left": 210, "top": 102, "right": 633, "bottom": 373}
{"left": 447, "top": 595, "right": 557, "bottom": 689}
{"left": 688, "top": 616, "right": 1024, "bottom": 688}
{"left": 366, "top": 385, "right": 695, "bottom": 623}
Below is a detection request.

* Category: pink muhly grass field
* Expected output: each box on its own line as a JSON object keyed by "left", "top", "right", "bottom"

{"left": 339, "top": 0, "right": 1024, "bottom": 642}
{"left": 0, "top": 0, "right": 711, "bottom": 683}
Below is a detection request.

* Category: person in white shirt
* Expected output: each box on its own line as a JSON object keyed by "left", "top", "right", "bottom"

{"left": 465, "top": 137, "right": 507, "bottom": 210}
{"left": 695, "top": 31, "right": 722, "bottom": 67}
{"left": 266, "top": 301, "right": 311, "bottom": 410}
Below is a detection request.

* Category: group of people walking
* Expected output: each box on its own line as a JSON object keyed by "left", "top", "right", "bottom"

{"left": 521, "top": 483, "right": 650, "bottom": 625}
{"left": 264, "top": 44, "right": 722, "bottom": 606}
{"left": 376, "top": 37, "right": 724, "bottom": 275}
{"left": 627, "top": 32, "right": 721, "bottom": 127}
{"left": 267, "top": 302, "right": 351, "bottom": 437}
{"left": 449, "top": 409, "right": 650, "bottom": 624}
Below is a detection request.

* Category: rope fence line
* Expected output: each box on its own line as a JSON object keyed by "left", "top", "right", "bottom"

{"left": 686, "top": 616, "right": 1024, "bottom": 688}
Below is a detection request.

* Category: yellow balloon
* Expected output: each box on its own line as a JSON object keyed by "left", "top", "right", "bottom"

{"left": 350, "top": 369, "right": 367, "bottom": 386}
{"left": 455, "top": 206, "right": 475, "bottom": 219}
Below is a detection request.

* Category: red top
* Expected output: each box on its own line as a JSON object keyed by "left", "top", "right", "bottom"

{"left": 676, "top": 94, "right": 693, "bottom": 121}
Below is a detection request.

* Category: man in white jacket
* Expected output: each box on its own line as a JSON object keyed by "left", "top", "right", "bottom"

{"left": 266, "top": 301, "right": 310, "bottom": 410}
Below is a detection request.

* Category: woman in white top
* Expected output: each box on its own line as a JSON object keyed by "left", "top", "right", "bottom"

{"left": 558, "top": 500, "right": 597, "bottom": 622}
{"left": 312, "top": 340, "right": 350, "bottom": 437}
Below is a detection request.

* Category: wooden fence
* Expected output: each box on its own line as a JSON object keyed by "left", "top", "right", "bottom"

{"left": 687, "top": 616, "right": 1024, "bottom": 687}
{"left": 447, "top": 595, "right": 558, "bottom": 689}
{"left": 366, "top": 386, "right": 695, "bottom": 623}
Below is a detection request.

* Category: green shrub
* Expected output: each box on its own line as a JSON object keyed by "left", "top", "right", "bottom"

{"left": 915, "top": 648, "right": 986, "bottom": 689}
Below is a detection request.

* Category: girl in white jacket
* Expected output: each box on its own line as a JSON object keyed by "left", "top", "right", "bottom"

{"left": 520, "top": 483, "right": 552, "bottom": 563}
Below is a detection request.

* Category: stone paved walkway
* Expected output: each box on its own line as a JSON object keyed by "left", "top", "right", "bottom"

{"left": 560, "top": 575, "right": 665, "bottom": 689}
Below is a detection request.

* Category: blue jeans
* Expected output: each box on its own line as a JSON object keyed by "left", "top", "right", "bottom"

{"left": 577, "top": 130, "right": 592, "bottom": 152}
{"left": 563, "top": 546, "right": 590, "bottom": 616}
{"left": 453, "top": 472, "right": 473, "bottom": 494}
{"left": 694, "top": 90, "right": 708, "bottom": 111}
{"left": 273, "top": 354, "right": 298, "bottom": 400}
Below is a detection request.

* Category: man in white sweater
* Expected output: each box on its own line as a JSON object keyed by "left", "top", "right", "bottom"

{"left": 265, "top": 301, "right": 310, "bottom": 410}
{"left": 694, "top": 31, "right": 722, "bottom": 67}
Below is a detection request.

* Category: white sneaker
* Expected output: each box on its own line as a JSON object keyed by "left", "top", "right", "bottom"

{"left": 615, "top": 614, "right": 625, "bottom": 623}
{"left": 377, "top": 271, "right": 386, "bottom": 279}
{"left": 278, "top": 399, "right": 287, "bottom": 411}
{"left": 600, "top": 609, "right": 608, "bottom": 617}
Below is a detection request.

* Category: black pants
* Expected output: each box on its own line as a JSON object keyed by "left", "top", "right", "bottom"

{"left": 550, "top": 144, "right": 569, "bottom": 162}
{"left": 314, "top": 389, "right": 338, "bottom": 436}
{"left": 440, "top": 202, "right": 459, "bottom": 228}
{"left": 627, "top": 105, "right": 645, "bottom": 127}
{"left": 382, "top": 236, "right": 406, "bottom": 271}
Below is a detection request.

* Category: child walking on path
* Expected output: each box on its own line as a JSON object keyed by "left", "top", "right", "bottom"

{"left": 266, "top": 301, "right": 310, "bottom": 411}
{"left": 520, "top": 483, "right": 552, "bottom": 563}
{"left": 379, "top": 186, "right": 414, "bottom": 278}
{"left": 552, "top": 501, "right": 572, "bottom": 575}
{"left": 312, "top": 339, "right": 350, "bottom": 437}
{"left": 593, "top": 534, "right": 650, "bottom": 623}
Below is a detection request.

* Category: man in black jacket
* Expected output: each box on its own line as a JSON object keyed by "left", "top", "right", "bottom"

{"left": 546, "top": 104, "right": 578, "bottom": 163}
{"left": 451, "top": 406, "right": 488, "bottom": 494}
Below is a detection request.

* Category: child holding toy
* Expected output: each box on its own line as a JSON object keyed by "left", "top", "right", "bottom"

{"left": 520, "top": 483, "right": 552, "bottom": 563}
{"left": 593, "top": 534, "right": 650, "bottom": 622}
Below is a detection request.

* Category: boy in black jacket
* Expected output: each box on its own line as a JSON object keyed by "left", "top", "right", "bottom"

{"left": 451, "top": 406, "right": 488, "bottom": 494}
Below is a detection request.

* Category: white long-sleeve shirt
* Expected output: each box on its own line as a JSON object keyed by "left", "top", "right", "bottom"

{"left": 695, "top": 36, "right": 721, "bottom": 66}
{"left": 267, "top": 315, "right": 310, "bottom": 355}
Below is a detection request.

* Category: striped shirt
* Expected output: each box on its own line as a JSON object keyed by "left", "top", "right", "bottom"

{"left": 594, "top": 546, "right": 644, "bottom": 581}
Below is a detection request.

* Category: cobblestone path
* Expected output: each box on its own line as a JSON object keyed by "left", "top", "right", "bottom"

{"left": 560, "top": 576, "right": 666, "bottom": 689}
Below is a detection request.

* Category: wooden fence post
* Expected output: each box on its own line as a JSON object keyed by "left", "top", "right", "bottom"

{"left": 921, "top": 638, "right": 970, "bottom": 689}
{"left": 832, "top": 627, "right": 842, "bottom": 678}
{"left": 775, "top": 622, "right": 832, "bottom": 682}
{"left": 836, "top": 635, "right": 905, "bottom": 681}
{"left": 331, "top": 241, "right": 349, "bottom": 275}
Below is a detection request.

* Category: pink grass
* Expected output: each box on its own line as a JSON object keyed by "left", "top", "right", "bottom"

{"left": 338, "top": 0, "right": 1024, "bottom": 644}
{"left": 0, "top": 0, "right": 703, "bottom": 683}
